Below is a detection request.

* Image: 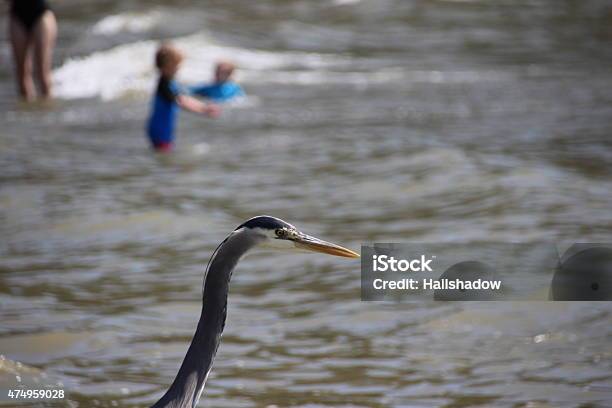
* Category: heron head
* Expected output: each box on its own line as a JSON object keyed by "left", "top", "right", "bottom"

{"left": 235, "top": 215, "right": 360, "bottom": 258}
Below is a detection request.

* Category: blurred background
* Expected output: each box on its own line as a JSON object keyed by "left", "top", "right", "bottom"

{"left": 1, "top": 0, "right": 611, "bottom": 407}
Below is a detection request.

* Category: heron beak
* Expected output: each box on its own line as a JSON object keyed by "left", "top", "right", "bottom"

{"left": 293, "top": 233, "right": 360, "bottom": 258}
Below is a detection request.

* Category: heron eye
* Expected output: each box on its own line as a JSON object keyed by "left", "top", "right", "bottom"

{"left": 275, "top": 228, "right": 287, "bottom": 238}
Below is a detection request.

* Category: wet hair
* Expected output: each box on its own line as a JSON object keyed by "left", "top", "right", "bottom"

{"left": 155, "top": 43, "right": 184, "bottom": 69}
{"left": 215, "top": 60, "right": 236, "bottom": 78}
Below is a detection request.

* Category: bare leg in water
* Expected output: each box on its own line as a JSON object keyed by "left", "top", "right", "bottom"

{"left": 9, "top": 16, "right": 35, "bottom": 100}
{"left": 33, "top": 11, "right": 57, "bottom": 99}
{"left": 8, "top": 10, "right": 57, "bottom": 100}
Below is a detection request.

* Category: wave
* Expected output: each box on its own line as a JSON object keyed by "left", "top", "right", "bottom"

{"left": 91, "top": 10, "right": 163, "bottom": 35}
{"left": 53, "top": 10, "right": 512, "bottom": 101}
{"left": 243, "top": 68, "right": 511, "bottom": 85}
{"left": 52, "top": 32, "right": 348, "bottom": 101}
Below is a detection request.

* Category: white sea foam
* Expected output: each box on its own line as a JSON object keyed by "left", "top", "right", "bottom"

{"left": 53, "top": 41, "right": 154, "bottom": 100}
{"left": 91, "top": 11, "right": 163, "bottom": 35}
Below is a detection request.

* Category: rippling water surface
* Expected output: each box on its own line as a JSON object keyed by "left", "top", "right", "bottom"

{"left": 1, "top": 1, "right": 611, "bottom": 407}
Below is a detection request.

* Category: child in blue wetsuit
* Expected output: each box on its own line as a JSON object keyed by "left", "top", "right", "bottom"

{"left": 191, "top": 61, "right": 245, "bottom": 103}
{"left": 147, "top": 43, "right": 220, "bottom": 152}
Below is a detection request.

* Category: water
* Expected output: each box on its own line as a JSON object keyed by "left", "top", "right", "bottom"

{"left": 1, "top": 1, "right": 612, "bottom": 407}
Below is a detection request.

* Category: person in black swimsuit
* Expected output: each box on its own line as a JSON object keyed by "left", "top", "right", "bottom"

{"left": 7, "top": 0, "right": 57, "bottom": 100}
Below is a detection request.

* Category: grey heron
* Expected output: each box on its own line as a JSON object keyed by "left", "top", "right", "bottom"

{"left": 151, "top": 215, "right": 359, "bottom": 408}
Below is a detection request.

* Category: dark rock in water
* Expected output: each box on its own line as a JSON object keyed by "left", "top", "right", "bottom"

{"left": 551, "top": 245, "right": 612, "bottom": 301}
{"left": 434, "top": 260, "right": 499, "bottom": 301}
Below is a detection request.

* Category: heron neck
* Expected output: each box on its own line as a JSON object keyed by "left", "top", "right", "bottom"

{"left": 152, "top": 231, "right": 257, "bottom": 408}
